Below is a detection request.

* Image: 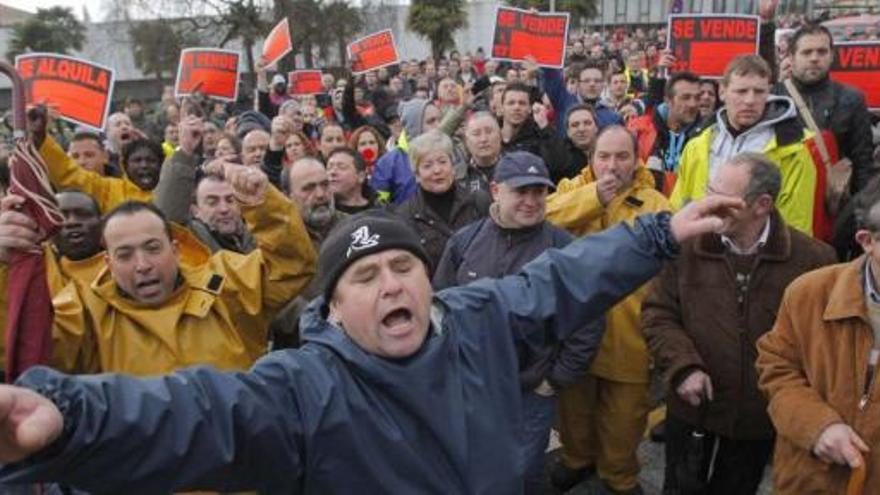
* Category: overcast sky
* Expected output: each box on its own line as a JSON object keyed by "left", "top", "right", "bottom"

{"left": 3, "top": 0, "right": 98, "bottom": 19}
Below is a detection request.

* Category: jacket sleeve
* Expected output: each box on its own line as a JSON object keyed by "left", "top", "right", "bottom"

{"left": 540, "top": 68, "right": 573, "bottom": 119}
{"left": 759, "top": 22, "right": 777, "bottom": 82}
{"left": 38, "top": 137, "right": 127, "bottom": 214}
{"left": 262, "top": 149, "right": 285, "bottom": 191}
{"left": 453, "top": 214, "right": 676, "bottom": 343}
{"left": 440, "top": 104, "right": 468, "bottom": 137}
{"left": 211, "top": 186, "right": 317, "bottom": 314}
{"left": 370, "top": 151, "right": 400, "bottom": 202}
{"left": 545, "top": 181, "right": 605, "bottom": 234}
{"left": 0, "top": 360, "right": 307, "bottom": 493}
{"left": 640, "top": 259, "right": 707, "bottom": 388}
{"left": 153, "top": 149, "right": 199, "bottom": 224}
{"left": 756, "top": 290, "right": 843, "bottom": 453}
{"left": 257, "top": 90, "right": 278, "bottom": 119}
{"left": 432, "top": 235, "right": 462, "bottom": 291}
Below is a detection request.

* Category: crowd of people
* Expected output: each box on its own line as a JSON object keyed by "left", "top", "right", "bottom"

{"left": 0, "top": 4, "right": 877, "bottom": 494}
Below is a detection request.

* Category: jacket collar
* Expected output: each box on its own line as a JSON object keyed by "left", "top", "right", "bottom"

{"left": 694, "top": 210, "right": 790, "bottom": 261}
{"left": 824, "top": 256, "right": 867, "bottom": 322}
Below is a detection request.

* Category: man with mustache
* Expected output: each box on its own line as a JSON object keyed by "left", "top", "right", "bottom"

{"left": 269, "top": 156, "right": 348, "bottom": 349}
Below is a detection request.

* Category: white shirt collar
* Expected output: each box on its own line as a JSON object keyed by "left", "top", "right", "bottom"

{"left": 720, "top": 217, "right": 771, "bottom": 255}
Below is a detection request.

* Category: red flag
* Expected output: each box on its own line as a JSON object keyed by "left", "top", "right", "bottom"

{"left": 263, "top": 18, "right": 293, "bottom": 67}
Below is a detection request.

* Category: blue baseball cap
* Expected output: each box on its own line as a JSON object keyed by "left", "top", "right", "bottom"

{"left": 494, "top": 151, "right": 555, "bottom": 189}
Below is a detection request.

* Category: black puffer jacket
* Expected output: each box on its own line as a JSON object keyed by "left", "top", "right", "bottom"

{"left": 773, "top": 76, "right": 877, "bottom": 193}
{"left": 395, "top": 185, "right": 490, "bottom": 267}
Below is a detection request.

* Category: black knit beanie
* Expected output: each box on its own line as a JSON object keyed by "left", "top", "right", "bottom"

{"left": 319, "top": 211, "right": 431, "bottom": 301}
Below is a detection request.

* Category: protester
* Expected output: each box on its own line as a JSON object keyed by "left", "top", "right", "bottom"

{"left": 756, "top": 183, "right": 880, "bottom": 493}
{"left": 215, "top": 133, "right": 241, "bottom": 162}
{"left": 671, "top": 55, "right": 824, "bottom": 237}
{"left": 456, "top": 111, "right": 502, "bottom": 194}
{"left": 349, "top": 125, "right": 386, "bottom": 175}
{"left": 327, "top": 147, "right": 375, "bottom": 215}
{"left": 773, "top": 23, "right": 876, "bottom": 196}
{"left": 644, "top": 153, "right": 835, "bottom": 494}
{"left": 545, "top": 126, "right": 669, "bottom": 494}
{"left": 538, "top": 59, "right": 623, "bottom": 136}
{"left": 34, "top": 113, "right": 160, "bottom": 213}
{"left": 627, "top": 71, "right": 704, "bottom": 195}
{"left": 395, "top": 130, "right": 489, "bottom": 265}
{"left": 434, "top": 152, "right": 602, "bottom": 494}
{"left": 0, "top": 194, "right": 741, "bottom": 493}
{"left": 270, "top": 157, "right": 348, "bottom": 349}
{"left": 553, "top": 104, "right": 599, "bottom": 184}
{"left": 0, "top": 191, "right": 105, "bottom": 379}
{"left": 66, "top": 132, "right": 110, "bottom": 176}
{"left": 371, "top": 98, "right": 442, "bottom": 205}
{"left": 45, "top": 158, "right": 314, "bottom": 375}
{"left": 240, "top": 129, "right": 270, "bottom": 168}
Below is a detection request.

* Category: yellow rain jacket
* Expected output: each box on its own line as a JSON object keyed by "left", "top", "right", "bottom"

{"left": 50, "top": 186, "right": 317, "bottom": 375}
{"left": 0, "top": 245, "right": 108, "bottom": 374}
{"left": 546, "top": 166, "right": 669, "bottom": 383}
{"left": 669, "top": 125, "right": 819, "bottom": 236}
{"left": 39, "top": 136, "right": 153, "bottom": 213}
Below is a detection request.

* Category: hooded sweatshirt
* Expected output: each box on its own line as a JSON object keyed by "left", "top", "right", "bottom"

{"left": 370, "top": 99, "right": 431, "bottom": 205}
{"left": 708, "top": 95, "right": 797, "bottom": 180}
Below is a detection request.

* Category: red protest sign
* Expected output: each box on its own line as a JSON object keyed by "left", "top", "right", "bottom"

{"left": 15, "top": 53, "right": 114, "bottom": 131}
{"left": 667, "top": 14, "right": 760, "bottom": 78}
{"left": 491, "top": 6, "right": 570, "bottom": 69}
{"left": 288, "top": 70, "right": 323, "bottom": 95}
{"left": 175, "top": 48, "right": 240, "bottom": 102}
{"left": 263, "top": 18, "right": 293, "bottom": 68}
{"left": 348, "top": 30, "right": 399, "bottom": 75}
{"left": 829, "top": 42, "right": 880, "bottom": 111}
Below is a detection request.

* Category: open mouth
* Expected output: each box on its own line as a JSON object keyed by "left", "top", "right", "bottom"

{"left": 135, "top": 278, "right": 160, "bottom": 293}
{"left": 382, "top": 308, "right": 413, "bottom": 331}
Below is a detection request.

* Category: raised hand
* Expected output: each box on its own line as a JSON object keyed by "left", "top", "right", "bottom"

{"left": 670, "top": 195, "right": 745, "bottom": 243}
{"left": 0, "top": 384, "right": 63, "bottom": 464}
{"left": 0, "top": 195, "right": 41, "bottom": 263}
{"left": 204, "top": 160, "right": 269, "bottom": 206}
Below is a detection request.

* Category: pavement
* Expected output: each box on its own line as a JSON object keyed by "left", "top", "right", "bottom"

{"left": 541, "top": 433, "right": 773, "bottom": 495}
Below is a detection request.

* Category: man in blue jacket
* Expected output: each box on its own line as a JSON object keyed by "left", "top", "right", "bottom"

{"left": 0, "top": 196, "right": 739, "bottom": 494}
{"left": 434, "top": 151, "right": 601, "bottom": 494}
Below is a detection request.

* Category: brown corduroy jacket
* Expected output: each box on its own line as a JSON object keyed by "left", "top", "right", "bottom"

{"left": 757, "top": 256, "right": 880, "bottom": 494}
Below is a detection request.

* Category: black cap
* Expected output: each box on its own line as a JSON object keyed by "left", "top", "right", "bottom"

{"left": 319, "top": 211, "right": 431, "bottom": 301}
{"left": 493, "top": 151, "right": 555, "bottom": 189}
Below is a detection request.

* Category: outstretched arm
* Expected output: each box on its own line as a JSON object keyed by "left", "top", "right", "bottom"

{"left": 0, "top": 357, "right": 307, "bottom": 493}
{"left": 453, "top": 196, "right": 741, "bottom": 342}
